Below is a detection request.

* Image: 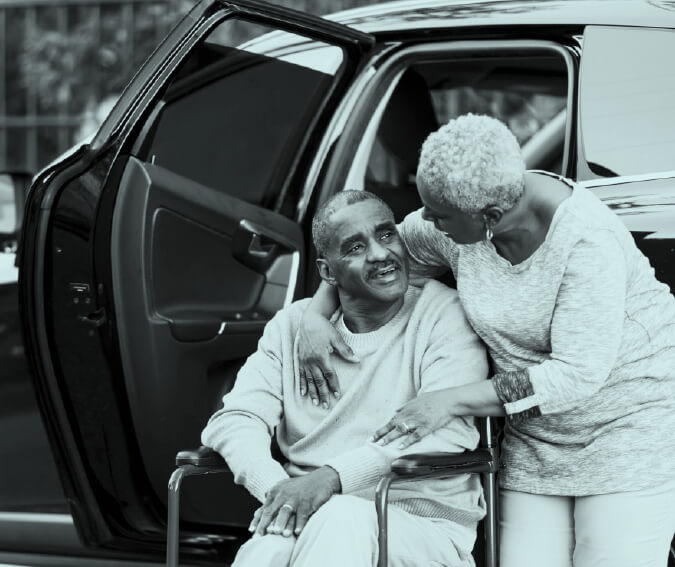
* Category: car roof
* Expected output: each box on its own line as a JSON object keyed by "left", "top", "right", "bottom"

{"left": 325, "top": 0, "right": 675, "bottom": 34}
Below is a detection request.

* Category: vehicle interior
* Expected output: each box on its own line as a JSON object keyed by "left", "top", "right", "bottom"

{"left": 350, "top": 53, "right": 569, "bottom": 223}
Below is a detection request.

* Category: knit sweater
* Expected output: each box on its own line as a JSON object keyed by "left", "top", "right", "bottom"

{"left": 201, "top": 281, "right": 488, "bottom": 527}
{"left": 398, "top": 171, "right": 675, "bottom": 495}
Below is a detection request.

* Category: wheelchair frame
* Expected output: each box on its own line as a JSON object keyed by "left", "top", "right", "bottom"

{"left": 166, "top": 417, "right": 499, "bottom": 567}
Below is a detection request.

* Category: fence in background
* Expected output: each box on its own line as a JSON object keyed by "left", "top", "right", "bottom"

{"left": 0, "top": 0, "right": 188, "bottom": 174}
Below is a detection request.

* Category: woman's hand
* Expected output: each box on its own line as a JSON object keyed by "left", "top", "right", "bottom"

{"left": 372, "top": 390, "right": 455, "bottom": 449}
{"left": 297, "top": 311, "right": 359, "bottom": 409}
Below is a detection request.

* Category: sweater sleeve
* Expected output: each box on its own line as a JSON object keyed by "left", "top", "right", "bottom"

{"left": 493, "top": 230, "right": 626, "bottom": 419}
{"left": 201, "top": 311, "right": 291, "bottom": 503}
{"left": 398, "top": 208, "right": 459, "bottom": 281}
{"left": 325, "top": 286, "right": 489, "bottom": 493}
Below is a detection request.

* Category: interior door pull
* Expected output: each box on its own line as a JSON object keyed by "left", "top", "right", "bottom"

{"left": 234, "top": 219, "right": 295, "bottom": 273}
{"left": 248, "top": 233, "right": 276, "bottom": 258}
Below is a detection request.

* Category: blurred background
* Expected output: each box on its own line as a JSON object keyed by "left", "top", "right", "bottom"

{"left": 0, "top": 0, "right": 392, "bottom": 174}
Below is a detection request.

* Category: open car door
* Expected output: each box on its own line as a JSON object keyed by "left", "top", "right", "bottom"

{"left": 19, "top": 0, "right": 374, "bottom": 562}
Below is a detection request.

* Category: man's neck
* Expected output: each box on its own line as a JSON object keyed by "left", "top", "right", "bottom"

{"left": 337, "top": 292, "right": 405, "bottom": 334}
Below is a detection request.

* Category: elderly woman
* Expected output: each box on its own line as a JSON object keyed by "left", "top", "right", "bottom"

{"left": 297, "top": 114, "right": 675, "bottom": 567}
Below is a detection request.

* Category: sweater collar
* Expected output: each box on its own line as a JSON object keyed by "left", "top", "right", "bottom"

{"left": 331, "top": 286, "right": 419, "bottom": 352}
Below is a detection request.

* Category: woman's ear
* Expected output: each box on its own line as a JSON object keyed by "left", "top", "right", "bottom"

{"left": 316, "top": 258, "right": 337, "bottom": 286}
{"left": 482, "top": 206, "right": 504, "bottom": 229}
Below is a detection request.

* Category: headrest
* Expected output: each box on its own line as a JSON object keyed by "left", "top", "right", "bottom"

{"left": 377, "top": 69, "right": 439, "bottom": 173}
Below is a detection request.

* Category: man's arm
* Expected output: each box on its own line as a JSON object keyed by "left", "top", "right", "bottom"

{"left": 201, "top": 305, "right": 342, "bottom": 537}
{"left": 201, "top": 312, "right": 289, "bottom": 504}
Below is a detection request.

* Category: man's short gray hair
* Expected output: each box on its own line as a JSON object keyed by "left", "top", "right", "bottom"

{"left": 417, "top": 114, "right": 526, "bottom": 214}
{"left": 312, "top": 190, "right": 391, "bottom": 257}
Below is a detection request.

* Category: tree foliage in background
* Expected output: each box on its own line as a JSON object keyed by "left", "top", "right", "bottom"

{"left": 19, "top": 0, "right": 194, "bottom": 114}
{"left": 17, "top": 0, "right": 382, "bottom": 117}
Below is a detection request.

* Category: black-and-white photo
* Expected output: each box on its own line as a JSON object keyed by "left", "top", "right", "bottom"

{"left": 0, "top": 1, "right": 674, "bottom": 566}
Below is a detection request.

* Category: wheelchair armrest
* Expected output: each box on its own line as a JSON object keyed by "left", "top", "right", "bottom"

{"left": 390, "top": 448, "right": 496, "bottom": 479}
{"left": 175, "top": 446, "right": 228, "bottom": 468}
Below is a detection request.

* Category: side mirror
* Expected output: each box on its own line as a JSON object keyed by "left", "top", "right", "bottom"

{"left": 0, "top": 172, "right": 32, "bottom": 252}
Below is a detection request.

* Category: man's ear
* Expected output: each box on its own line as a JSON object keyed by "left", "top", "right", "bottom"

{"left": 316, "top": 258, "right": 337, "bottom": 286}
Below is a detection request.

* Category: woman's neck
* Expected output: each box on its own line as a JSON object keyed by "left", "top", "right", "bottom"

{"left": 492, "top": 171, "right": 572, "bottom": 265}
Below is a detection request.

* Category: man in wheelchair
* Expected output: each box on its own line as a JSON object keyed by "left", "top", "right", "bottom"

{"left": 201, "top": 190, "right": 488, "bottom": 566}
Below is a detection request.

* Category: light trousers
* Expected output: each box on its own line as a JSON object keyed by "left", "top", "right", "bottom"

{"left": 232, "top": 494, "right": 475, "bottom": 567}
{"left": 500, "top": 479, "right": 675, "bottom": 567}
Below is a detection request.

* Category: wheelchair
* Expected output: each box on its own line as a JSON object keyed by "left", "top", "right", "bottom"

{"left": 166, "top": 417, "right": 499, "bottom": 567}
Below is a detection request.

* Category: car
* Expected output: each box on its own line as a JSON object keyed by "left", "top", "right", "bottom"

{"left": 7, "top": 0, "right": 675, "bottom": 565}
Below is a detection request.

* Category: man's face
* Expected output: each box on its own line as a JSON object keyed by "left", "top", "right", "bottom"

{"left": 320, "top": 199, "right": 409, "bottom": 304}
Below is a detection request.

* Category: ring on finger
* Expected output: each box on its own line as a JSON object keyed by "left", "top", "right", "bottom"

{"left": 397, "top": 421, "right": 415, "bottom": 434}
{"left": 280, "top": 503, "right": 295, "bottom": 513}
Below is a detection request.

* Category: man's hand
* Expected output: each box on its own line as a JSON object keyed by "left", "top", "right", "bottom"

{"left": 249, "top": 466, "right": 341, "bottom": 537}
{"left": 297, "top": 312, "right": 359, "bottom": 409}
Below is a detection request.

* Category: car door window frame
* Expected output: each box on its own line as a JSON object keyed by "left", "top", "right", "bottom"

{"left": 317, "top": 39, "right": 577, "bottom": 217}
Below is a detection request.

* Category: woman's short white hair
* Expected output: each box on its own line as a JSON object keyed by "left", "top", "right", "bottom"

{"left": 417, "top": 114, "right": 526, "bottom": 214}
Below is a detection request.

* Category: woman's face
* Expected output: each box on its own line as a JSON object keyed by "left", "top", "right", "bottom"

{"left": 418, "top": 181, "right": 485, "bottom": 244}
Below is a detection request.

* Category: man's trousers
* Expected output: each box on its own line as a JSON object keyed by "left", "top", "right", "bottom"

{"left": 232, "top": 494, "right": 476, "bottom": 567}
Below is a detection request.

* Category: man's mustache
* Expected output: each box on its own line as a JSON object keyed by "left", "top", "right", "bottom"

{"left": 367, "top": 260, "right": 402, "bottom": 279}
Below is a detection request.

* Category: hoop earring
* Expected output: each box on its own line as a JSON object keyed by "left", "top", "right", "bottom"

{"left": 485, "top": 225, "right": 494, "bottom": 241}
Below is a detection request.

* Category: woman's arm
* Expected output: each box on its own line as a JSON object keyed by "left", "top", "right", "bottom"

{"left": 373, "top": 286, "right": 503, "bottom": 448}
{"left": 296, "top": 280, "right": 358, "bottom": 408}
{"left": 493, "top": 231, "right": 626, "bottom": 422}
{"left": 398, "top": 208, "right": 458, "bottom": 279}
{"left": 372, "top": 377, "right": 505, "bottom": 448}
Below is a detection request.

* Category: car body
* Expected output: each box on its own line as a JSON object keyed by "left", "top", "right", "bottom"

{"left": 13, "top": 0, "right": 675, "bottom": 564}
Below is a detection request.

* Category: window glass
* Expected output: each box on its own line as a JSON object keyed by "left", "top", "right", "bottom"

{"left": 349, "top": 54, "right": 568, "bottom": 221}
{"left": 580, "top": 26, "right": 675, "bottom": 178}
{"left": 141, "top": 18, "right": 344, "bottom": 211}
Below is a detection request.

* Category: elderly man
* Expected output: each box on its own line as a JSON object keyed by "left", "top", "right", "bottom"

{"left": 201, "top": 190, "right": 488, "bottom": 567}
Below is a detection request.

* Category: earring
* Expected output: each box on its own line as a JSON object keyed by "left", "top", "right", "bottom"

{"left": 485, "top": 224, "right": 494, "bottom": 241}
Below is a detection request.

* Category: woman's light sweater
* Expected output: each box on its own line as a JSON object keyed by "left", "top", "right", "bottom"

{"left": 201, "top": 281, "right": 488, "bottom": 527}
{"left": 398, "top": 172, "right": 675, "bottom": 495}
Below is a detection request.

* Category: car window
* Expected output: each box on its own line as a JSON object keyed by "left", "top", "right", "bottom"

{"left": 138, "top": 18, "right": 344, "bottom": 213}
{"left": 579, "top": 26, "right": 675, "bottom": 178}
{"left": 346, "top": 52, "right": 569, "bottom": 221}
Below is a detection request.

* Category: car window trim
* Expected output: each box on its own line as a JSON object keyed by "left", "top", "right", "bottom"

{"left": 579, "top": 170, "right": 675, "bottom": 189}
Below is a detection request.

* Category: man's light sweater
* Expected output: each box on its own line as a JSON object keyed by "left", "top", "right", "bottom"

{"left": 399, "top": 172, "right": 675, "bottom": 495}
{"left": 201, "top": 281, "right": 488, "bottom": 527}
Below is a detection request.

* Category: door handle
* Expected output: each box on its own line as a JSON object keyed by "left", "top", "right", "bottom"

{"left": 248, "top": 232, "right": 277, "bottom": 258}
{"left": 233, "top": 219, "right": 295, "bottom": 273}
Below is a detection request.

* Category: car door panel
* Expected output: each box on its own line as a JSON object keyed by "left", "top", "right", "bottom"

{"left": 111, "top": 156, "right": 300, "bottom": 527}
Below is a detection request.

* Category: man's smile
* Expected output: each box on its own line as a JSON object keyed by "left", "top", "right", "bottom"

{"left": 368, "top": 262, "right": 401, "bottom": 283}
